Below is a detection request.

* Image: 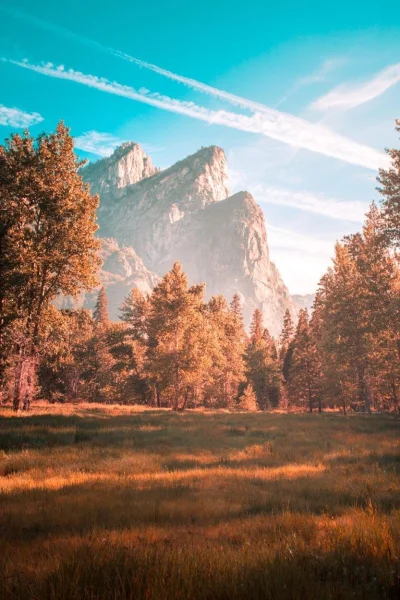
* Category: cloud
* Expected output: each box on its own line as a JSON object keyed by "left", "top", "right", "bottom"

{"left": 267, "top": 224, "right": 333, "bottom": 255}
{"left": 0, "top": 6, "right": 107, "bottom": 54}
{"left": 254, "top": 184, "right": 369, "bottom": 222}
{"left": 275, "top": 58, "right": 346, "bottom": 108}
{"left": 74, "top": 131, "right": 127, "bottom": 156}
{"left": 0, "top": 104, "right": 43, "bottom": 127}
{"left": 5, "top": 58, "right": 389, "bottom": 171}
{"left": 312, "top": 63, "right": 400, "bottom": 111}
{"left": 266, "top": 225, "right": 334, "bottom": 294}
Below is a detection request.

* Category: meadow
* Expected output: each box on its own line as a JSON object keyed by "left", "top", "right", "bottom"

{"left": 0, "top": 404, "right": 399, "bottom": 600}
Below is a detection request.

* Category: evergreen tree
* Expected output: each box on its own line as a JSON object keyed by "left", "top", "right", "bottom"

{"left": 279, "top": 309, "right": 294, "bottom": 359}
{"left": 250, "top": 308, "right": 263, "bottom": 341}
{"left": 246, "top": 309, "right": 282, "bottom": 409}
{"left": 146, "top": 262, "right": 206, "bottom": 410}
{"left": 377, "top": 119, "right": 400, "bottom": 247}
{"left": 287, "top": 309, "right": 320, "bottom": 412}
{"left": 238, "top": 384, "right": 258, "bottom": 411}
{"left": 120, "top": 287, "right": 149, "bottom": 341}
{"left": 230, "top": 293, "right": 243, "bottom": 321}
{"left": 112, "top": 288, "right": 151, "bottom": 404}
{"left": 204, "top": 295, "right": 246, "bottom": 407}
{"left": 93, "top": 287, "right": 109, "bottom": 327}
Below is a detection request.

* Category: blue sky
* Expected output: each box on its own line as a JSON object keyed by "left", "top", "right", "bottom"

{"left": 1, "top": 0, "right": 399, "bottom": 293}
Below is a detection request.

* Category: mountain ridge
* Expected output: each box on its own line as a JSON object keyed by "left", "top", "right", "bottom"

{"left": 81, "top": 141, "right": 298, "bottom": 335}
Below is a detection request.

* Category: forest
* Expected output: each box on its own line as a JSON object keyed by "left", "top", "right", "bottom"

{"left": 0, "top": 121, "right": 399, "bottom": 413}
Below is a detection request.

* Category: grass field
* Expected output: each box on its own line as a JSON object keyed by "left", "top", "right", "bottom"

{"left": 0, "top": 403, "right": 399, "bottom": 599}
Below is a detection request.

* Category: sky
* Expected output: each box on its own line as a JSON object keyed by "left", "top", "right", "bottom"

{"left": 1, "top": 0, "right": 399, "bottom": 294}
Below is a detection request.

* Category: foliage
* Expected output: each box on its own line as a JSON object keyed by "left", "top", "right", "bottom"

{"left": 0, "top": 122, "right": 100, "bottom": 409}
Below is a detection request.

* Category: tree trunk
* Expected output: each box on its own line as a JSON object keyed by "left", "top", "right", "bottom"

{"left": 13, "top": 352, "right": 36, "bottom": 411}
{"left": 391, "top": 378, "right": 398, "bottom": 414}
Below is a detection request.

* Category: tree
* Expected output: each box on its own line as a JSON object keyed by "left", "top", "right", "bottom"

{"left": 230, "top": 293, "right": 243, "bottom": 321}
{"left": 0, "top": 122, "right": 100, "bottom": 409}
{"left": 287, "top": 309, "right": 320, "bottom": 412}
{"left": 245, "top": 309, "right": 282, "bottom": 409}
{"left": 204, "top": 295, "right": 246, "bottom": 407}
{"left": 313, "top": 204, "right": 399, "bottom": 414}
{"left": 93, "top": 286, "right": 109, "bottom": 328}
{"left": 238, "top": 384, "right": 258, "bottom": 411}
{"left": 145, "top": 262, "right": 207, "bottom": 410}
{"left": 377, "top": 119, "right": 400, "bottom": 247}
{"left": 38, "top": 307, "right": 94, "bottom": 402}
{"left": 120, "top": 287, "right": 149, "bottom": 341}
{"left": 279, "top": 308, "right": 294, "bottom": 360}
{"left": 113, "top": 288, "right": 151, "bottom": 404}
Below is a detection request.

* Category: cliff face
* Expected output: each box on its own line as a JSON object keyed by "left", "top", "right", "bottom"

{"left": 83, "top": 142, "right": 158, "bottom": 202}
{"left": 82, "top": 143, "right": 297, "bottom": 336}
{"left": 56, "top": 238, "right": 159, "bottom": 319}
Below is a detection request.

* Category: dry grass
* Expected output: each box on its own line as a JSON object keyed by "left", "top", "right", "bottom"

{"left": 0, "top": 403, "right": 399, "bottom": 599}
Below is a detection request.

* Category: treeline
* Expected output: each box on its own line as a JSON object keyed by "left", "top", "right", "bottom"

{"left": 0, "top": 121, "right": 399, "bottom": 412}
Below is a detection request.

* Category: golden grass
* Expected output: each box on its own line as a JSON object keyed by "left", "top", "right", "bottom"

{"left": 0, "top": 403, "right": 399, "bottom": 599}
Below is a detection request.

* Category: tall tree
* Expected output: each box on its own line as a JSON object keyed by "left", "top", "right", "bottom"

{"left": 246, "top": 309, "right": 281, "bottom": 409}
{"left": 287, "top": 309, "right": 320, "bottom": 412}
{"left": 113, "top": 288, "right": 151, "bottom": 404}
{"left": 145, "top": 262, "right": 206, "bottom": 410}
{"left": 0, "top": 122, "right": 100, "bottom": 409}
{"left": 279, "top": 309, "right": 294, "bottom": 360}
{"left": 93, "top": 286, "right": 109, "bottom": 327}
{"left": 204, "top": 295, "right": 246, "bottom": 407}
{"left": 377, "top": 119, "right": 400, "bottom": 247}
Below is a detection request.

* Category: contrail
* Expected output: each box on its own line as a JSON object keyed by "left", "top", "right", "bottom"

{"left": 5, "top": 59, "right": 389, "bottom": 171}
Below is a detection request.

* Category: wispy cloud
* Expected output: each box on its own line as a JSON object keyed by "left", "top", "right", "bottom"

{"left": 0, "top": 5, "right": 107, "bottom": 54}
{"left": 312, "top": 63, "right": 400, "bottom": 111}
{"left": 267, "top": 224, "right": 333, "bottom": 255}
{"left": 275, "top": 58, "right": 346, "bottom": 108}
{"left": 254, "top": 184, "right": 369, "bottom": 222}
{"left": 5, "top": 59, "right": 389, "bottom": 171}
{"left": 0, "top": 104, "right": 43, "bottom": 127}
{"left": 74, "top": 131, "right": 127, "bottom": 156}
{"left": 267, "top": 224, "right": 334, "bottom": 294}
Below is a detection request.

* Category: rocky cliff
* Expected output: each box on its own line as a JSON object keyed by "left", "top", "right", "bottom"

{"left": 81, "top": 142, "right": 297, "bottom": 335}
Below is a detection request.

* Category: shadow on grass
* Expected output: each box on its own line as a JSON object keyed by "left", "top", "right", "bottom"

{"left": 1, "top": 411, "right": 399, "bottom": 452}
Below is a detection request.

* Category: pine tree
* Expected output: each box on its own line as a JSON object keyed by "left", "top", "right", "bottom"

{"left": 230, "top": 293, "right": 243, "bottom": 321}
{"left": 114, "top": 288, "right": 151, "bottom": 404}
{"left": 250, "top": 308, "right": 263, "bottom": 342}
{"left": 93, "top": 287, "right": 110, "bottom": 327}
{"left": 377, "top": 119, "right": 400, "bottom": 247}
{"left": 120, "top": 287, "right": 149, "bottom": 341}
{"left": 146, "top": 262, "right": 206, "bottom": 410}
{"left": 316, "top": 244, "right": 363, "bottom": 414}
{"left": 279, "top": 309, "right": 294, "bottom": 359}
{"left": 238, "top": 384, "right": 258, "bottom": 411}
{"left": 204, "top": 295, "right": 246, "bottom": 407}
{"left": 0, "top": 122, "right": 100, "bottom": 410}
{"left": 287, "top": 309, "right": 320, "bottom": 412}
{"left": 245, "top": 308, "right": 282, "bottom": 409}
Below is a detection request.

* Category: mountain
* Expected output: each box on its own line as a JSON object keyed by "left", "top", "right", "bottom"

{"left": 292, "top": 293, "right": 315, "bottom": 312}
{"left": 81, "top": 142, "right": 297, "bottom": 336}
{"left": 83, "top": 142, "right": 158, "bottom": 202}
{"left": 56, "top": 238, "right": 159, "bottom": 317}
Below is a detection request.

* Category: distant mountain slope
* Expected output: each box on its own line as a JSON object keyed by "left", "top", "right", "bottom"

{"left": 81, "top": 142, "right": 298, "bottom": 335}
{"left": 292, "top": 293, "right": 315, "bottom": 312}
